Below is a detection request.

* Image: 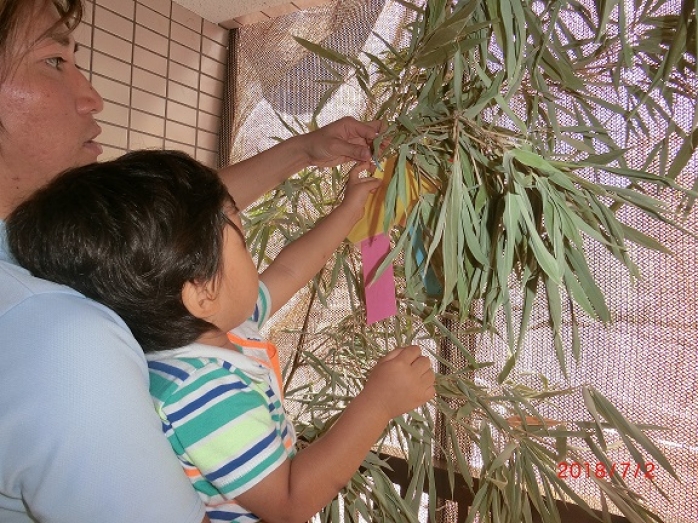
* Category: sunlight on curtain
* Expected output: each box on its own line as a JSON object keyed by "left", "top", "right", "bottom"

{"left": 226, "top": 1, "right": 698, "bottom": 521}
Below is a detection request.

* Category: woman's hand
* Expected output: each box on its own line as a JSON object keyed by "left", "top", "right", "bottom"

{"left": 299, "top": 117, "right": 384, "bottom": 169}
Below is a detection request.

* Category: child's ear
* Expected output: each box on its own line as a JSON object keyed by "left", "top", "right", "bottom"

{"left": 181, "top": 279, "right": 219, "bottom": 320}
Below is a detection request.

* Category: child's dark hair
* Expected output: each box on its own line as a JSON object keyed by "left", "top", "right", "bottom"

{"left": 7, "top": 149, "right": 239, "bottom": 352}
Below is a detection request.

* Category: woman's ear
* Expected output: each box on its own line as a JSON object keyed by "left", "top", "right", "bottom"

{"left": 181, "top": 279, "right": 219, "bottom": 320}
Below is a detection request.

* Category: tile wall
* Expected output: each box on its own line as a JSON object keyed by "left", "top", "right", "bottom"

{"left": 76, "top": 0, "right": 229, "bottom": 167}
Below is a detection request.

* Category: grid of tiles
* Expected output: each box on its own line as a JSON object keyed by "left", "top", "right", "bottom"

{"left": 76, "top": 0, "right": 229, "bottom": 167}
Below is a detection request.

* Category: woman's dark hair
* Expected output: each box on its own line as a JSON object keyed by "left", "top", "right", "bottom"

{"left": 0, "top": 0, "right": 83, "bottom": 82}
{"left": 7, "top": 149, "right": 239, "bottom": 352}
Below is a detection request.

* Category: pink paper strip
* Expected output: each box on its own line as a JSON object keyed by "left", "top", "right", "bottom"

{"left": 360, "top": 234, "right": 397, "bottom": 325}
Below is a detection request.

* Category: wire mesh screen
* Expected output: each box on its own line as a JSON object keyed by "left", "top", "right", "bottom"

{"left": 226, "top": 1, "right": 698, "bottom": 521}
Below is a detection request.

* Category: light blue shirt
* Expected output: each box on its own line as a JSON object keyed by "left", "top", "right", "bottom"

{"left": 0, "top": 221, "right": 205, "bottom": 522}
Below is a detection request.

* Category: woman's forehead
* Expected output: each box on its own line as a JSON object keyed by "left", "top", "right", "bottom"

{"left": 11, "top": 1, "right": 68, "bottom": 54}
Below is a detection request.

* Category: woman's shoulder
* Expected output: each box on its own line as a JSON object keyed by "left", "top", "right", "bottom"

{"left": 0, "top": 259, "right": 127, "bottom": 325}
{"left": 0, "top": 259, "right": 142, "bottom": 366}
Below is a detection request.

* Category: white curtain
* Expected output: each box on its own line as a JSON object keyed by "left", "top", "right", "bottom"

{"left": 227, "top": 1, "right": 698, "bottom": 521}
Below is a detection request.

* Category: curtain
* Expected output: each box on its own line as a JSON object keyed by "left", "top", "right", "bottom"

{"left": 225, "top": 1, "right": 698, "bottom": 521}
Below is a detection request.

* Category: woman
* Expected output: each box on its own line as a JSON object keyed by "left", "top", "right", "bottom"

{"left": 0, "top": 1, "right": 381, "bottom": 521}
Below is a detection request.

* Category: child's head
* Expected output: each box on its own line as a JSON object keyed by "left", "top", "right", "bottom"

{"left": 7, "top": 149, "right": 258, "bottom": 352}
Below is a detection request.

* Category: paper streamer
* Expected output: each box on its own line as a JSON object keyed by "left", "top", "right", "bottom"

{"left": 411, "top": 224, "right": 443, "bottom": 296}
{"left": 349, "top": 157, "right": 437, "bottom": 325}
{"left": 348, "top": 157, "right": 434, "bottom": 244}
{"left": 360, "top": 233, "right": 397, "bottom": 325}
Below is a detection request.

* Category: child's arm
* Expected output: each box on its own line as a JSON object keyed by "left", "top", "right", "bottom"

{"left": 259, "top": 162, "right": 381, "bottom": 316}
{"left": 235, "top": 345, "right": 435, "bottom": 523}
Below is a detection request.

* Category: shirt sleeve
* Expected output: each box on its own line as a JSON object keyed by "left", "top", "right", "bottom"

{"left": 0, "top": 293, "right": 205, "bottom": 523}
{"left": 159, "top": 361, "right": 288, "bottom": 501}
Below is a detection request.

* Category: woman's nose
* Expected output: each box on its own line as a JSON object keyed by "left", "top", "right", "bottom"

{"left": 76, "top": 71, "right": 104, "bottom": 115}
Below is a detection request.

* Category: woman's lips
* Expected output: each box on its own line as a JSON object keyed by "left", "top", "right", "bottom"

{"left": 84, "top": 125, "right": 103, "bottom": 157}
{"left": 84, "top": 140, "right": 104, "bottom": 157}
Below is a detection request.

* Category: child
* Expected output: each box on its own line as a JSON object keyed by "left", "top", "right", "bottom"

{"left": 7, "top": 150, "right": 435, "bottom": 523}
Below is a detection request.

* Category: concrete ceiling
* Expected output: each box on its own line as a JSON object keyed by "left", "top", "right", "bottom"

{"left": 174, "top": 0, "right": 331, "bottom": 28}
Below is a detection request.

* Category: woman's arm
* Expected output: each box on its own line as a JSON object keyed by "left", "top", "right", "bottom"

{"left": 235, "top": 345, "right": 436, "bottom": 523}
{"left": 259, "top": 163, "right": 381, "bottom": 316}
{"left": 219, "top": 117, "right": 382, "bottom": 209}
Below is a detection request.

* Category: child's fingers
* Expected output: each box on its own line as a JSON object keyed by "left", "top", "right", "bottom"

{"left": 347, "top": 162, "right": 370, "bottom": 182}
{"left": 380, "top": 344, "right": 420, "bottom": 363}
{"left": 379, "top": 346, "right": 404, "bottom": 362}
{"left": 355, "top": 176, "right": 382, "bottom": 192}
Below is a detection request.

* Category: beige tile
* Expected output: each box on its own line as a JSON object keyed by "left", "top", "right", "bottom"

{"left": 135, "top": 3, "right": 169, "bottom": 36}
{"left": 99, "top": 100, "right": 130, "bottom": 126}
{"left": 133, "top": 45, "right": 168, "bottom": 76}
{"left": 130, "top": 109, "right": 165, "bottom": 136}
{"left": 95, "top": 0, "right": 135, "bottom": 19}
{"left": 203, "top": 19, "right": 228, "bottom": 45}
{"left": 132, "top": 67, "right": 167, "bottom": 97}
{"left": 92, "top": 51, "right": 132, "bottom": 83}
{"left": 75, "top": 46, "right": 92, "bottom": 71}
{"left": 171, "top": 2, "right": 202, "bottom": 32}
{"left": 130, "top": 130, "right": 165, "bottom": 150}
{"left": 197, "top": 128, "right": 218, "bottom": 151}
{"left": 79, "top": 69, "right": 94, "bottom": 86}
{"left": 74, "top": 22, "right": 93, "bottom": 48}
{"left": 135, "top": 25, "right": 169, "bottom": 57}
{"left": 93, "top": 28, "right": 132, "bottom": 62}
{"left": 199, "top": 93, "right": 223, "bottom": 116}
{"left": 170, "top": 41, "right": 200, "bottom": 69}
{"left": 166, "top": 100, "right": 198, "bottom": 127}
{"left": 201, "top": 37, "right": 227, "bottom": 64}
{"left": 195, "top": 149, "right": 218, "bottom": 167}
{"left": 219, "top": 18, "right": 241, "bottom": 30}
{"left": 98, "top": 121, "right": 129, "bottom": 149}
{"left": 91, "top": 74, "right": 131, "bottom": 105}
{"left": 198, "top": 91, "right": 222, "bottom": 116}
{"left": 168, "top": 79, "right": 198, "bottom": 108}
{"left": 165, "top": 120, "right": 196, "bottom": 145}
{"left": 99, "top": 145, "right": 127, "bottom": 161}
{"left": 165, "top": 140, "right": 195, "bottom": 156}
{"left": 82, "top": 0, "right": 94, "bottom": 25}
{"left": 199, "top": 74, "right": 223, "bottom": 98}
{"left": 171, "top": 21, "right": 201, "bottom": 52}
{"left": 200, "top": 55, "right": 225, "bottom": 80}
{"left": 94, "top": 5, "right": 134, "bottom": 41}
{"left": 197, "top": 111, "right": 220, "bottom": 134}
{"left": 131, "top": 88, "right": 166, "bottom": 117}
{"left": 143, "top": 0, "right": 171, "bottom": 17}
{"left": 168, "top": 61, "right": 199, "bottom": 88}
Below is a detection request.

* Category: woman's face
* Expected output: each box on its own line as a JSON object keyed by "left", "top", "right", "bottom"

{"left": 0, "top": 1, "right": 104, "bottom": 218}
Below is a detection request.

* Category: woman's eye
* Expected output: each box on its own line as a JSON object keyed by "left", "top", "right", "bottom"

{"left": 46, "top": 57, "right": 66, "bottom": 69}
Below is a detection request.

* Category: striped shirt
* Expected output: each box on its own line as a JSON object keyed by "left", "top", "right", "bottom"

{"left": 147, "top": 283, "right": 296, "bottom": 523}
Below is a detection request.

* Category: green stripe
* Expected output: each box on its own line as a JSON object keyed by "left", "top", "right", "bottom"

{"left": 257, "top": 284, "right": 270, "bottom": 326}
{"left": 171, "top": 388, "right": 267, "bottom": 447}
{"left": 217, "top": 446, "right": 286, "bottom": 495}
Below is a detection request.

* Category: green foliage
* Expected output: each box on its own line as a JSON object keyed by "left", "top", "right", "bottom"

{"left": 246, "top": 0, "right": 696, "bottom": 521}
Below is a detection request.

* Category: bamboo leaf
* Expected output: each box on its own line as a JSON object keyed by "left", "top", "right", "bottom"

{"left": 293, "top": 36, "right": 357, "bottom": 67}
{"left": 513, "top": 191, "right": 563, "bottom": 284}
{"left": 590, "top": 388, "right": 678, "bottom": 479}
{"left": 489, "top": 440, "right": 519, "bottom": 470}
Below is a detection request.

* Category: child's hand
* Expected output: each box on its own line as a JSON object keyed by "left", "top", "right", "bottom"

{"left": 339, "top": 162, "right": 382, "bottom": 223}
{"left": 361, "top": 345, "right": 435, "bottom": 420}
